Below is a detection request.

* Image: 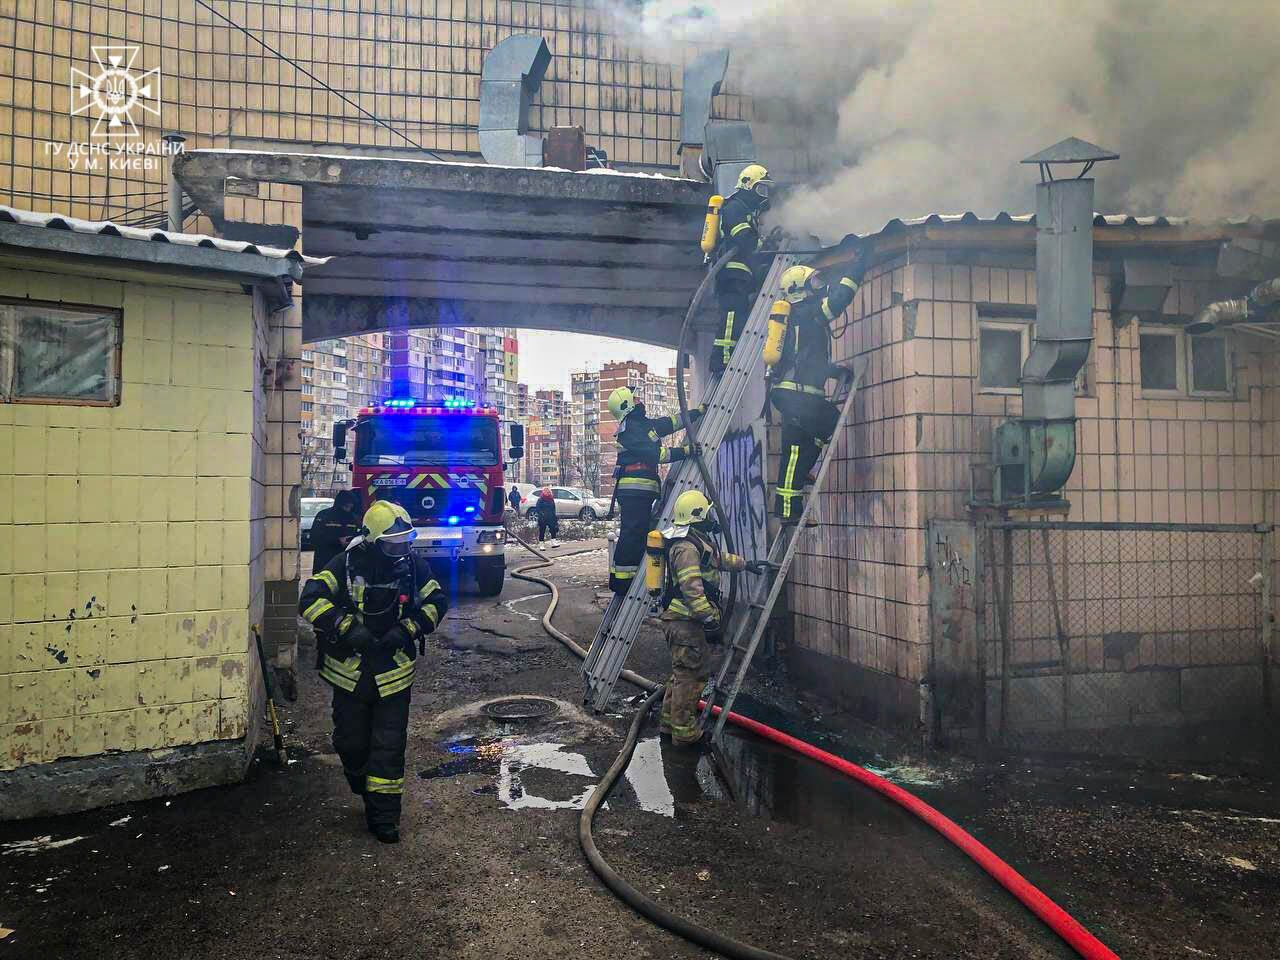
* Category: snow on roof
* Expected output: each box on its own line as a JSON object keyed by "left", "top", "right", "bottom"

{"left": 0, "top": 205, "right": 325, "bottom": 264}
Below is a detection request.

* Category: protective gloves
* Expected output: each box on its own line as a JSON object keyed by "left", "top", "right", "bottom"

{"left": 343, "top": 623, "right": 378, "bottom": 654}
{"left": 379, "top": 624, "right": 417, "bottom": 659}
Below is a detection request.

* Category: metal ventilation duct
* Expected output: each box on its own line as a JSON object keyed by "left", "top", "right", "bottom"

{"left": 678, "top": 49, "right": 729, "bottom": 156}
{"left": 1021, "top": 177, "right": 1095, "bottom": 422}
{"left": 702, "top": 120, "right": 756, "bottom": 197}
{"left": 478, "top": 35, "right": 551, "bottom": 167}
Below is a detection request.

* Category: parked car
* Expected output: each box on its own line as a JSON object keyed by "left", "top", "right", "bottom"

{"left": 300, "top": 496, "right": 334, "bottom": 550}
{"left": 525, "top": 486, "right": 610, "bottom": 520}
{"left": 507, "top": 482, "right": 538, "bottom": 516}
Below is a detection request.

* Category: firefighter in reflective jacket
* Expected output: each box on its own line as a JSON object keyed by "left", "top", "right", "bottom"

{"left": 709, "top": 163, "right": 774, "bottom": 374}
{"left": 607, "top": 386, "right": 703, "bottom": 594}
{"left": 298, "top": 501, "right": 448, "bottom": 843}
{"left": 659, "top": 491, "right": 767, "bottom": 745}
{"left": 767, "top": 264, "right": 859, "bottom": 523}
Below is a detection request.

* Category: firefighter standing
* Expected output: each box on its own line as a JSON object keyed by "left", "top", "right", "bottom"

{"left": 767, "top": 265, "right": 859, "bottom": 523}
{"left": 708, "top": 163, "right": 774, "bottom": 374}
{"left": 309, "top": 489, "right": 361, "bottom": 572}
{"left": 607, "top": 386, "right": 703, "bottom": 594}
{"left": 298, "top": 501, "right": 448, "bottom": 843}
{"left": 657, "top": 490, "right": 767, "bottom": 745}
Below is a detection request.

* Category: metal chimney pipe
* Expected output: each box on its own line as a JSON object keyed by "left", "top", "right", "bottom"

{"left": 163, "top": 133, "right": 187, "bottom": 233}
{"left": 1021, "top": 177, "right": 1095, "bottom": 420}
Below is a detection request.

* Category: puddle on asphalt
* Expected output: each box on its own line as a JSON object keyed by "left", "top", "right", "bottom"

{"left": 422, "top": 702, "right": 948, "bottom": 835}
{"left": 420, "top": 732, "right": 731, "bottom": 817}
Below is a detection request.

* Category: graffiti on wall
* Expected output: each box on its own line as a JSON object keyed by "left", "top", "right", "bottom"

{"left": 714, "top": 421, "right": 768, "bottom": 565}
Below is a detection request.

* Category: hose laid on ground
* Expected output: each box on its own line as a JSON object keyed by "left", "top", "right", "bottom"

{"left": 508, "top": 536, "right": 1120, "bottom": 960}
{"left": 580, "top": 684, "right": 796, "bottom": 960}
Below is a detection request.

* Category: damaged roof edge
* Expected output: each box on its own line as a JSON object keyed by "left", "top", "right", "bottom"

{"left": 0, "top": 206, "right": 319, "bottom": 310}
{"left": 815, "top": 211, "right": 1280, "bottom": 270}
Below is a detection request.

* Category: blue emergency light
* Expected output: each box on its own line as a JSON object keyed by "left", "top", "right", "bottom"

{"left": 447, "top": 515, "right": 460, "bottom": 525}
{"left": 442, "top": 396, "right": 474, "bottom": 409}
{"left": 381, "top": 398, "right": 416, "bottom": 408}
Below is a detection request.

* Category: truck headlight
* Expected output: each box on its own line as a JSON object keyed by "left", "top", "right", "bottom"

{"left": 477, "top": 530, "right": 506, "bottom": 544}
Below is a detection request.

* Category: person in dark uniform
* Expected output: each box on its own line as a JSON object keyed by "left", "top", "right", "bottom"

{"left": 507, "top": 484, "right": 522, "bottom": 514}
{"left": 709, "top": 163, "right": 774, "bottom": 374}
{"left": 298, "top": 500, "right": 448, "bottom": 843}
{"left": 766, "top": 264, "right": 859, "bottom": 523}
{"left": 605, "top": 386, "right": 702, "bottom": 594}
{"left": 309, "top": 489, "right": 361, "bottom": 572}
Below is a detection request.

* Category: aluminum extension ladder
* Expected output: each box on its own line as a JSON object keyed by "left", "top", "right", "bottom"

{"left": 581, "top": 252, "right": 799, "bottom": 712}
{"left": 700, "top": 356, "right": 866, "bottom": 741}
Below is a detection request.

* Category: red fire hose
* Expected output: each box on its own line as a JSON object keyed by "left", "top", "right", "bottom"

{"left": 714, "top": 706, "right": 1120, "bottom": 960}
{"left": 512, "top": 541, "right": 1121, "bottom": 960}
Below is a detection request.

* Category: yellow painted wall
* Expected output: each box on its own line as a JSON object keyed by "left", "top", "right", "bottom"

{"left": 0, "top": 264, "right": 265, "bottom": 769}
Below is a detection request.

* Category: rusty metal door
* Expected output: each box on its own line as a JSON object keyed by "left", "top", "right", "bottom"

{"left": 928, "top": 520, "right": 982, "bottom": 744}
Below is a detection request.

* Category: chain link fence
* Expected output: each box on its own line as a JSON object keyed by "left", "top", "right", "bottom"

{"left": 975, "top": 521, "right": 1274, "bottom": 756}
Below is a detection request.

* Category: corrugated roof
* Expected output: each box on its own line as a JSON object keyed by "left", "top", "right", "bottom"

{"left": 875, "top": 211, "right": 1273, "bottom": 232}
{"left": 0, "top": 205, "right": 324, "bottom": 264}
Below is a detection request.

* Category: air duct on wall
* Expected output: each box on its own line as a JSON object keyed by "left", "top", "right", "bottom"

{"left": 478, "top": 35, "right": 551, "bottom": 167}
{"left": 992, "top": 138, "right": 1117, "bottom": 506}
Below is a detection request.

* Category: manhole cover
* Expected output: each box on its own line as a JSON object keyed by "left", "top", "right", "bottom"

{"left": 483, "top": 697, "right": 558, "bottom": 721}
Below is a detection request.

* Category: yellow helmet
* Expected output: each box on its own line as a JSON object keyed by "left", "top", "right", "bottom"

{"left": 361, "top": 500, "right": 417, "bottom": 558}
{"left": 673, "top": 490, "right": 713, "bottom": 527}
{"left": 736, "top": 163, "right": 772, "bottom": 200}
{"left": 779, "top": 265, "right": 819, "bottom": 304}
{"left": 607, "top": 386, "right": 637, "bottom": 421}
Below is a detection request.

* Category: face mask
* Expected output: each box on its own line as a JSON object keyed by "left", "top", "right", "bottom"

{"left": 379, "top": 538, "right": 413, "bottom": 560}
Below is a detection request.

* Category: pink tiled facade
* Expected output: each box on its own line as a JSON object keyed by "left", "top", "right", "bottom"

{"left": 784, "top": 224, "right": 1280, "bottom": 743}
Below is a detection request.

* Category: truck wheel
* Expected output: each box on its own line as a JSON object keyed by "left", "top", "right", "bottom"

{"left": 476, "top": 559, "right": 505, "bottom": 597}
{"left": 578, "top": 507, "right": 597, "bottom": 520}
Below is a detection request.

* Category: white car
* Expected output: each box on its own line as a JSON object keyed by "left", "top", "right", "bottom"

{"left": 524, "top": 486, "right": 610, "bottom": 520}
{"left": 300, "top": 496, "right": 334, "bottom": 550}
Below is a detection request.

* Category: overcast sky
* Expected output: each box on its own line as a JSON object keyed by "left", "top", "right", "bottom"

{"left": 517, "top": 330, "right": 676, "bottom": 393}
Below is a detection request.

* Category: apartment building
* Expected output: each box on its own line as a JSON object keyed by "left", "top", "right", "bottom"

{"left": 571, "top": 361, "right": 676, "bottom": 497}
{"left": 300, "top": 333, "right": 389, "bottom": 494}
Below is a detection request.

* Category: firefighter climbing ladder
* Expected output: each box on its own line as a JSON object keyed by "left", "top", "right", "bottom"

{"left": 581, "top": 253, "right": 800, "bottom": 712}
{"left": 699, "top": 357, "right": 866, "bottom": 741}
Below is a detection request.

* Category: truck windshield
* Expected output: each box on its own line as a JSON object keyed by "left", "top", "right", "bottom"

{"left": 355, "top": 415, "right": 499, "bottom": 467}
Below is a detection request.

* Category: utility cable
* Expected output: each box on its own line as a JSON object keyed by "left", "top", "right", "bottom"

{"left": 508, "top": 536, "right": 1122, "bottom": 960}
{"left": 190, "top": 0, "right": 443, "bottom": 160}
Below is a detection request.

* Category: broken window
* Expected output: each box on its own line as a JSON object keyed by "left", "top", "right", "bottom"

{"left": 1189, "top": 335, "right": 1230, "bottom": 395}
{"left": 0, "top": 299, "right": 121, "bottom": 405}
{"left": 1139, "top": 331, "right": 1180, "bottom": 392}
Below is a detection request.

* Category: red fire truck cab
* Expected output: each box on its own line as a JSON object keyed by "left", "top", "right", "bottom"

{"left": 332, "top": 398, "right": 524, "bottom": 596}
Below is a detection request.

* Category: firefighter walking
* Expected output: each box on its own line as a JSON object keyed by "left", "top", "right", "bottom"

{"left": 707, "top": 163, "right": 774, "bottom": 374}
{"left": 607, "top": 386, "right": 702, "bottom": 594}
{"left": 766, "top": 264, "right": 859, "bottom": 523}
{"left": 656, "top": 490, "right": 767, "bottom": 745}
{"left": 299, "top": 501, "right": 448, "bottom": 843}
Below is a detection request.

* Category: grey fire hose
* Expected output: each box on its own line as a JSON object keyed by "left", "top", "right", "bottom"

{"left": 508, "top": 534, "right": 797, "bottom": 960}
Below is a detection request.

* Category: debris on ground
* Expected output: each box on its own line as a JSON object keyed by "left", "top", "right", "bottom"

{"left": 1, "top": 836, "right": 87, "bottom": 856}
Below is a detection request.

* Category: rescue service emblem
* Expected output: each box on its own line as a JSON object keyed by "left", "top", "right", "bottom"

{"left": 420, "top": 495, "right": 436, "bottom": 509}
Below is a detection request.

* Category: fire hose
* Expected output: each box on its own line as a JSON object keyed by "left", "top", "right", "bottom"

{"left": 508, "top": 533, "right": 1121, "bottom": 960}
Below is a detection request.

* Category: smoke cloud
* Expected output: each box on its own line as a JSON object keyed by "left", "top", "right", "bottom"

{"left": 606, "top": 1, "right": 1280, "bottom": 242}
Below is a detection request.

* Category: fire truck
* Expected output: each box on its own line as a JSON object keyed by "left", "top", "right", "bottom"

{"left": 332, "top": 398, "right": 525, "bottom": 596}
